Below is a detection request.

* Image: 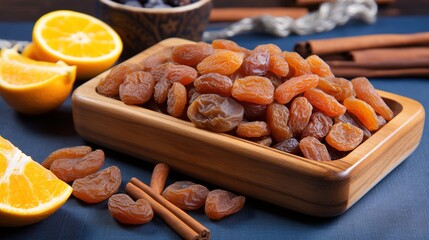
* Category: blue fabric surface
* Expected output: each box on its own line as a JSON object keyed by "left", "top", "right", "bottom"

{"left": 1, "top": 15, "right": 429, "bottom": 239}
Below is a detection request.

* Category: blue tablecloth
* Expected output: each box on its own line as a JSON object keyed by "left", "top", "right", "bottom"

{"left": 1, "top": 15, "right": 428, "bottom": 239}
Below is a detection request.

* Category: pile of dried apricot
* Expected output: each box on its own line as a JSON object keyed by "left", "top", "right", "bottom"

{"left": 97, "top": 39, "right": 394, "bottom": 161}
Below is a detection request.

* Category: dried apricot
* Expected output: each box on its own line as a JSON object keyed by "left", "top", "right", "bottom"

{"left": 197, "top": 50, "right": 244, "bottom": 75}
{"left": 351, "top": 77, "right": 394, "bottom": 121}
{"left": 334, "top": 113, "right": 371, "bottom": 140}
{"left": 50, "top": 149, "right": 105, "bottom": 182}
{"left": 343, "top": 96, "right": 379, "bottom": 131}
{"left": 42, "top": 145, "right": 92, "bottom": 169}
{"left": 108, "top": 194, "right": 154, "bottom": 225}
{"left": 119, "top": 71, "right": 155, "bottom": 105}
{"left": 97, "top": 63, "right": 142, "bottom": 97}
{"left": 153, "top": 62, "right": 198, "bottom": 86}
{"left": 283, "top": 51, "right": 312, "bottom": 77}
{"left": 299, "top": 136, "right": 331, "bottom": 161}
{"left": 212, "top": 39, "right": 250, "bottom": 55}
{"left": 288, "top": 97, "right": 313, "bottom": 137}
{"left": 171, "top": 42, "right": 213, "bottom": 67}
{"left": 273, "top": 138, "right": 300, "bottom": 154}
{"left": 231, "top": 76, "right": 275, "bottom": 105}
{"left": 240, "top": 101, "right": 267, "bottom": 121}
{"left": 326, "top": 122, "right": 364, "bottom": 151}
{"left": 194, "top": 73, "right": 233, "bottom": 97}
{"left": 241, "top": 47, "right": 270, "bottom": 76}
{"left": 306, "top": 55, "right": 334, "bottom": 78}
{"left": 167, "top": 82, "right": 187, "bottom": 118}
{"left": 153, "top": 77, "right": 172, "bottom": 104}
{"left": 72, "top": 166, "right": 122, "bottom": 203}
{"left": 143, "top": 47, "right": 173, "bottom": 72}
{"left": 317, "top": 77, "right": 355, "bottom": 101}
{"left": 236, "top": 121, "right": 271, "bottom": 138}
{"left": 253, "top": 136, "right": 273, "bottom": 146}
{"left": 205, "top": 189, "right": 245, "bottom": 220}
{"left": 162, "top": 181, "right": 209, "bottom": 211}
{"left": 187, "top": 94, "right": 244, "bottom": 132}
{"left": 268, "top": 53, "right": 289, "bottom": 77}
{"left": 275, "top": 74, "right": 319, "bottom": 104}
{"left": 301, "top": 112, "right": 333, "bottom": 140}
{"left": 266, "top": 102, "right": 292, "bottom": 142}
{"left": 264, "top": 72, "right": 284, "bottom": 88}
{"left": 303, "top": 88, "right": 346, "bottom": 117}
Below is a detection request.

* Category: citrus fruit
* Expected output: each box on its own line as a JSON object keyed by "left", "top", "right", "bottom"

{"left": 32, "top": 10, "right": 123, "bottom": 80}
{"left": 21, "top": 43, "right": 39, "bottom": 60}
{"left": 0, "top": 47, "right": 76, "bottom": 115}
{"left": 0, "top": 135, "right": 73, "bottom": 226}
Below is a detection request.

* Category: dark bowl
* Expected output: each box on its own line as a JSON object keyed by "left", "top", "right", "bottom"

{"left": 99, "top": 0, "right": 212, "bottom": 58}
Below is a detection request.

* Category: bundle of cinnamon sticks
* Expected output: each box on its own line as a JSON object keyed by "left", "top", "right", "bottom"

{"left": 294, "top": 32, "right": 429, "bottom": 78}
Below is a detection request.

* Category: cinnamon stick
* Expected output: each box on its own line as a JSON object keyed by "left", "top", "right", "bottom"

{"left": 209, "top": 7, "right": 308, "bottom": 22}
{"left": 295, "top": 0, "right": 395, "bottom": 6}
{"left": 349, "top": 47, "right": 429, "bottom": 65}
{"left": 126, "top": 182, "right": 200, "bottom": 240}
{"left": 330, "top": 67, "right": 429, "bottom": 78}
{"left": 294, "top": 32, "right": 429, "bottom": 57}
{"left": 127, "top": 178, "right": 210, "bottom": 239}
{"left": 150, "top": 163, "right": 170, "bottom": 194}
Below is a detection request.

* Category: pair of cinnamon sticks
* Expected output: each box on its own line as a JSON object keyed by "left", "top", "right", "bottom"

{"left": 294, "top": 32, "right": 429, "bottom": 78}
{"left": 126, "top": 163, "right": 210, "bottom": 240}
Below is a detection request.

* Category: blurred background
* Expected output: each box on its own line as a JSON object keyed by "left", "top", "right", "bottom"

{"left": 0, "top": 0, "right": 426, "bottom": 21}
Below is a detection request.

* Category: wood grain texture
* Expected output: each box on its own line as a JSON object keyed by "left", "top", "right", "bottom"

{"left": 71, "top": 38, "right": 425, "bottom": 217}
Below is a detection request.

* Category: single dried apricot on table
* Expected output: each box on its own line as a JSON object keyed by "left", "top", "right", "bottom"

{"left": 50, "top": 149, "right": 105, "bottom": 182}
{"left": 205, "top": 189, "right": 245, "bottom": 220}
{"left": 41, "top": 145, "right": 92, "bottom": 169}
{"left": 162, "top": 181, "right": 209, "bottom": 211}
{"left": 108, "top": 194, "right": 153, "bottom": 225}
{"left": 72, "top": 166, "right": 122, "bottom": 203}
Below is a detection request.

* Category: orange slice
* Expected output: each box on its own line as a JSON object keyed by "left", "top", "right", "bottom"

{"left": 32, "top": 10, "right": 123, "bottom": 79}
{"left": 0, "top": 47, "right": 76, "bottom": 115}
{"left": 0, "top": 135, "right": 73, "bottom": 226}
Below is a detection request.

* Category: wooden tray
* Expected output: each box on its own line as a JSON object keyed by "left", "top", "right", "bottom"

{"left": 72, "top": 38, "right": 425, "bottom": 217}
